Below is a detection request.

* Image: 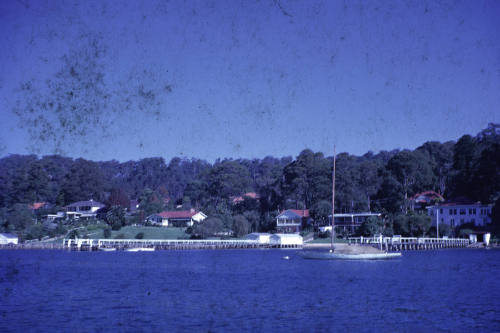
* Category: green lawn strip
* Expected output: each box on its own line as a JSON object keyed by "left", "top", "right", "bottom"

{"left": 110, "top": 226, "right": 190, "bottom": 240}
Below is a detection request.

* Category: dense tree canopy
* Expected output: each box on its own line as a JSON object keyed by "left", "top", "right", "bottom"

{"left": 0, "top": 124, "right": 498, "bottom": 239}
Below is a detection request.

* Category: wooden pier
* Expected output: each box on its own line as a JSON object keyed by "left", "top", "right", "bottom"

{"left": 63, "top": 238, "right": 302, "bottom": 251}
{"left": 348, "top": 236, "right": 470, "bottom": 251}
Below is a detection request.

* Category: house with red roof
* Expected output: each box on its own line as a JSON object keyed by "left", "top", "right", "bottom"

{"left": 410, "top": 191, "right": 444, "bottom": 210}
{"left": 276, "top": 209, "right": 310, "bottom": 233}
{"left": 146, "top": 209, "right": 207, "bottom": 227}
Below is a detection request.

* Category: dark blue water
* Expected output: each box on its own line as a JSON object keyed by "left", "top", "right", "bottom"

{"left": 1, "top": 249, "right": 499, "bottom": 332}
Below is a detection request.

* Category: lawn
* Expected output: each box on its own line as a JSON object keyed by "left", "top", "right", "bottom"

{"left": 88, "top": 226, "right": 190, "bottom": 240}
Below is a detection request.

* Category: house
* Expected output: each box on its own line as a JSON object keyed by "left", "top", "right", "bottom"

{"left": 276, "top": 209, "right": 309, "bottom": 233}
{"left": 328, "top": 212, "right": 382, "bottom": 233}
{"left": 0, "top": 233, "right": 19, "bottom": 245}
{"left": 245, "top": 233, "right": 271, "bottom": 244}
{"left": 231, "top": 192, "right": 260, "bottom": 205}
{"left": 426, "top": 198, "right": 493, "bottom": 228}
{"left": 66, "top": 199, "right": 106, "bottom": 219}
{"left": 269, "top": 233, "right": 303, "bottom": 247}
{"left": 410, "top": 191, "right": 444, "bottom": 210}
{"left": 146, "top": 209, "right": 207, "bottom": 227}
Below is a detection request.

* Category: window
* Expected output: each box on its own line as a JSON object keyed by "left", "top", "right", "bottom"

{"left": 454, "top": 209, "right": 457, "bottom": 215}
{"left": 440, "top": 208, "right": 443, "bottom": 214}
{"left": 469, "top": 208, "right": 473, "bottom": 215}
{"left": 460, "top": 209, "right": 466, "bottom": 215}
{"left": 449, "top": 209, "right": 453, "bottom": 215}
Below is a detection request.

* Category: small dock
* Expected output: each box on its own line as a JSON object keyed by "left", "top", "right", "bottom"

{"left": 348, "top": 236, "right": 470, "bottom": 251}
{"left": 63, "top": 238, "right": 303, "bottom": 251}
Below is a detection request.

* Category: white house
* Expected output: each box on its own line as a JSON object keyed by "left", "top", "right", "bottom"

{"left": 269, "top": 233, "right": 303, "bottom": 247}
{"left": 146, "top": 210, "right": 207, "bottom": 227}
{"left": 245, "top": 233, "right": 271, "bottom": 244}
{"left": 276, "top": 209, "right": 310, "bottom": 233}
{"left": 0, "top": 233, "right": 19, "bottom": 245}
{"left": 426, "top": 200, "right": 493, "bottom": 228}
{"left": 66, "top": 199, "right": 105, "bottom": 219}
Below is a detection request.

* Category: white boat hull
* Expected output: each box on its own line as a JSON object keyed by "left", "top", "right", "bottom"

{"left": 300, "top": 251, "right": 401, "bottom": 260}
{"left": 98, "top": 248, "right": 116, "bottom": 252}
{"left": 125, "top": 248, "right": 155, "bottom": 252}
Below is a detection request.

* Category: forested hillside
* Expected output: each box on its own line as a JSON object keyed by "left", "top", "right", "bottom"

{"left": 1, "top": 123, "right": 499, "bottom": 239}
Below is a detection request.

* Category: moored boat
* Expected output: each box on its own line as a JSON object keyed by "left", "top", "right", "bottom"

{"left": 125, "top": 247, "right": 155, "bottom": 252}
{"left": 98, "top": 247, "right": 117, "bottom": 252}
{"left": 300, "top": 251, "right": 401, "bottom": 260}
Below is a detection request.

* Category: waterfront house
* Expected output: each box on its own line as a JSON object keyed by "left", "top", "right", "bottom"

{"left": 0, "top": 233, "right": 19, "bottom": 245}
{"left": 66, "top": 199, "right": 106, "bottom": 220}
{"left": 146, "top": 209, "right": 207, "bottom": 227}
{"left": 426, "top": 198, "right": 493, "bottom": 228}
{"left": 327, "top": 212, "right": 382, "bottom": 234}
{"left": 276, "top": 209, "right": 310, "bottom": 233}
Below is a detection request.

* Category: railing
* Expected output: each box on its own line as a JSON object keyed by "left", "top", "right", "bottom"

{"left": 347, "top": 236, "right": 470, "bottom": 251}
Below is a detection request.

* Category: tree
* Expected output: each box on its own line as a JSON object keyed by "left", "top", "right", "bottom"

{"left": 6, "top": 204, "right": 34, "bottom": 232}
{"left": 107, "top": 188, "right": 131, "bottom": 210}
{"left": 193, "top": 217, "right": 224, "bottom": 238}
{"left": 358, "top": 216, "right": 384, "bottom": 236}
{"left": 310, "top": 200, "right": 331, "bottom": 226}
{"left": 385, "top": 150, "right": 434, "bottom": 212}
{"left": 491, "top": 197, "right": 500, "bottom": 237}
{"left": 138, "top": 188, "right": 164, "bottom": 218}
{"left": 407, "top": 214, "right": 431, "bottom": 236}
{"left": 208, "top": 160, "right": 252, "bottom": 200}
{"left": 106, "top": 206, "right": 126, "bottom": 230}
{"left": 232, "top": 215, "right": 250, "bottom": 237}
{"left": 60, "top": 158, "right": 108, "bottom": 204}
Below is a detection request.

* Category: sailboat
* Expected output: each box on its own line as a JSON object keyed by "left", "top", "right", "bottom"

{"left": 300, "top": 146, "right": 401, "bottom": 260}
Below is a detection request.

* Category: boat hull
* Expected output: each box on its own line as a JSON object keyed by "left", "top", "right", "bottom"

{"left": 125, "top": 248, "right": 155, "bottom": 252}
{"left": 300, "top": 251, "right": 401, "bottom": 260}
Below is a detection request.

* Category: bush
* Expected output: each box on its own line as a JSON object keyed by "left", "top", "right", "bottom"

{"left": 135, "top": 232, "right": 144, "bottom": 239}
{"left": 103, "top": 228, "right": 112, "bottom": 239}
{"left": 114, "top": 233, "right": 126, "bottom": 239}
{"left": 68, "top": 229, "right": 80, "bottom": 239}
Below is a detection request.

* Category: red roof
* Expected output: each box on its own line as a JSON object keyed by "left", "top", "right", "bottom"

{"left": 30, "top": 202, "right": 46, "bottom": 210}
{"left": 231, "top": 192, "right": 260, "bottom": 204}
{"left": 287, "top": 209, "right": 310, "bottom": 217}
{"left": 157, "top": 210, "right": 198, "bottom": 219}
{"left": 411, "top": 191, "right": 444, "bottom": 203}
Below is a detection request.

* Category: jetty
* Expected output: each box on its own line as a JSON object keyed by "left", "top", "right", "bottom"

{"left": 63, "top": 238, "right": 303, "bottom": 251}
{"left": 347, "top": 236, "right": 470, "bottom": 251}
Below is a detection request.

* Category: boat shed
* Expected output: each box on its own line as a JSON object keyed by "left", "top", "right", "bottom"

{"left": 270, "top": 233, "right": 303, "bottom": 248}
{"left": 0, "top": 233, "right": 19, "bottom": 245}
{"left": 245, "top": 233, "right": 271, "bottom": 244}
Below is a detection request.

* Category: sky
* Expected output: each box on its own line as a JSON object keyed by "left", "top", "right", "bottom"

{"left": 0, "top": 0, "right": 499, "bottom": 162}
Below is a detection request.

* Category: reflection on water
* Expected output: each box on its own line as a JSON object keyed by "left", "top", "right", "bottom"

{"left": 0, "top": 249, "right": 499, "bottom": 332}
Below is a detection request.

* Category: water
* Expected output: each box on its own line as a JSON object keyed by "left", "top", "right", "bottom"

{"left": 1, "top": 249, "right": 499, "bottom": 332}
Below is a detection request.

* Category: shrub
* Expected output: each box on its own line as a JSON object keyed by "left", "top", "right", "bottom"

{"left": 135, "top": 232, "right": 144, "bottom": 239}
{"left": 103, "top": 228, "right": 112, "bottom": 239}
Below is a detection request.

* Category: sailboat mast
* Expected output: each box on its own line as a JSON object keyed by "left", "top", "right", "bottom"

{"left": 331, "top": 146, "right": 336, "bottom": 250}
